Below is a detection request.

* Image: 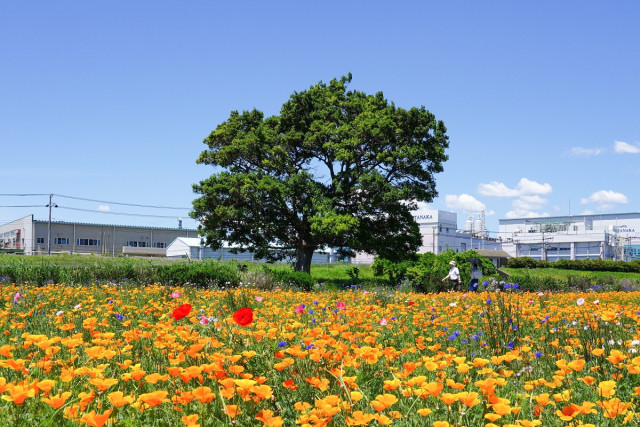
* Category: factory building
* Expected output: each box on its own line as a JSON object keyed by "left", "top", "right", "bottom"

{"left": 499, "top": 212, "right": 640, "bottom": 261}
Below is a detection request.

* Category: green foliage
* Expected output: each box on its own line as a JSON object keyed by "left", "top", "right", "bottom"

{"left": 508, "top": 256, "right": 640, "bottom": 273}
{"left": 192, "top": 74, "right": 449, "bottom": 273}
{"left": 155, "top": 261, "right": 241, "bottom": 288}
{"left": 473, "top": 292, "right": 524, "bottom": 354}
{"left": 371, "top": 257, "right": 413, "bottom": 283}
{"left": 262, "top": 266, "right": 316, "bottom": 291}
{"left": 373, "top": 249, "right": 497, "bottom": 292}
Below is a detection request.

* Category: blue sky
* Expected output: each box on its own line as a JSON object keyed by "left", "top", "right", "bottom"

{"left": 1, "top": 1, "right": 639, "bottom": 236}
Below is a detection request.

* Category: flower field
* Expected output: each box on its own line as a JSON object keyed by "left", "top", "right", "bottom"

{"left": 2, "top": 283, "right": 640, "bottom": 426}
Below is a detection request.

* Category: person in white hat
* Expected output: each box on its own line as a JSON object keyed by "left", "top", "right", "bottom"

{"left": 442, "top": 260, "right": 461, "bottom": 291}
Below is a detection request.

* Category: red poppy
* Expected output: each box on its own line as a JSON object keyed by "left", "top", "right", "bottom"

{"left": 172, "top": 304, "right": 192, "bottom": 320}
{"left": 233, "top": 307, "right": 254, "bottom": 326}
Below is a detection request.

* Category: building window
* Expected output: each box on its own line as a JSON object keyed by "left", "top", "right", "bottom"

{"left": 77, "top": 239, "right": 100, "bottom": 246}
{"left": 153, "top": 242, "right": 166, "bottom": 248}
{"left": 37, "top": 237, "right": 45, "bottom": 244}
{"left": 126, "top": 241, "right": 148, "bottom": 247}
{"left": 54, "top": 237, "right": 69, "bottom": 245}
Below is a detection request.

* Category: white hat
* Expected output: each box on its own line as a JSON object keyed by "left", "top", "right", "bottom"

{"left": 449, "top": 261, "right": 456, "bottom": 266}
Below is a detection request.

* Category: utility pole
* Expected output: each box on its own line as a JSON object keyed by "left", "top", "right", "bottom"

{"left": 46, "top": 194, "right": 57, "bottom": 255}
{"left": 540, "top": 232, "right": 553, "bottom": 261}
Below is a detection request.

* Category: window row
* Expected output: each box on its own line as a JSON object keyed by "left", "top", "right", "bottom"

{"left": 36, "top": 238, "right": 166, "bottom": 248}
{"left": 36, "top": 238, "right": 100, "bottom": 246}
{"left": 126, "top": 241, "right": 166, "bottom": 248}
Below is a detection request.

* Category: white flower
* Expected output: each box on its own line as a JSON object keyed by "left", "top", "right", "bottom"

{"left": 631, "top": 340, "right": 640, "bottom": 346}
{"left": 56, "top": 310, "right": 64, "bottom": 316}
{"left": 630, "top": 348, "right": 638, "bottom": 354}
{"left": 74, "top": 304, "right": 82, "bottom": 310}
{"left": 593, "top": 300, "right": 600, "bottom": 305}
{"left": 608, "top": 339, "right": 615, "bottom": 346}
{"left": 576, "top": 298, "right": 585, "bottom": 306}
{"left": 449, "top": 302, "right": 457, "bottom": 307}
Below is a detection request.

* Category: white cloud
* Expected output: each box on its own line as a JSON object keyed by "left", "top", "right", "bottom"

{"left": 504, "top": 195, "right": 549, "bottom": 218}
{"left": 511, "top": 195, "right": 547, "bottom": 211}
{"left": 580, "top": 209, "right": 594, "bottom": 215}
{"left": 477, "top": 181, "right": 519, "bottom": 197}
{"left": 580, "top": 190, "right": 629, "bottom": 211}
{"left": 614, "top": 140, "right": 640, "bottom": 154}
{"left": 568, "top": 147, "right": 604, "bottom": 157}
{"left": 444, "top": 194, "right": 493, "bottom": 214}
{"left": 477, "top": 177, "right": 551, "bottom": 197}
{"left": 97, "top": 205, "right": 110, "bottom": 212}
{"left": 516, "top": 178, "right": 552, "bottom": 196}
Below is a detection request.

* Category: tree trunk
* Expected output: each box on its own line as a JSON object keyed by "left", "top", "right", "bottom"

{"left": 294, "top": 246, "right": 316, "bottom": 274}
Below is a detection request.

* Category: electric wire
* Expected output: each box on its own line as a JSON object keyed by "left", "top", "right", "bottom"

{"left": 0, "top": 205, "right": 46, "bottom": 208}
{"left": 55, "top": 194, "right": 189, "bottom": 210}
{"left": 0, "top": 193, "right": 50, "bottom": 196}
{"left": 57, "top": 206, "right": 183, "bottom": 219}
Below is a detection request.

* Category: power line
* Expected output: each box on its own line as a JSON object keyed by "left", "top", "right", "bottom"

{"left": 58, "top": 206, "right": 183, "bottom": 219}
{"left": 0, "top": 193, "right": 191, "bottom": 210}
{"left": 0, "top": 205, "right": 46, "bottom": 208}
{"left": 0, "top": 193, "right": 50, "bottom": 196}
{"left": 55, "top": 194, "right": 190, "bottom": 210}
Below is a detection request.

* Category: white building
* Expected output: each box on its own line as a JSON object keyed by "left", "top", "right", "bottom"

{"left": 499, "top": 212, "right": 640, "bottom": 261}
{"left": 353, "top": 209, "right": 502, "bottom": 264}
{"left": 166, "top": 237, "right": 334, "bottom": 263}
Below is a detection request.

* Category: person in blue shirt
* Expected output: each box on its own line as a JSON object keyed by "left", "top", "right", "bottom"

{"left": 469, "top": 260, "right": 482, "bottom": 292}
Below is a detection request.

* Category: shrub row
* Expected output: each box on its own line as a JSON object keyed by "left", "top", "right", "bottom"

{"left": 507, "top": 256, "right": 640, "bottom": 272}
{"left": 0, "top": 260, "right": 318, "bottom": 291}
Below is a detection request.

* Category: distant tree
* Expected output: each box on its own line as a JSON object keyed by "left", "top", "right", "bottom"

{"left": 191, "top": 74, "right": 449, "bottom": 274}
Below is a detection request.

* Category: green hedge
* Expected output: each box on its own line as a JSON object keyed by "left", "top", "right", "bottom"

{"left": 508, "top": 257, "right": 640, "bottom": 273}
{"left": 0, "top": 260, "right": 241, "bottom": 288}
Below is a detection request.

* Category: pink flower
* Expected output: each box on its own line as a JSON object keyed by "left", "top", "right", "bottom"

{"left": 13, "top": 293, "right": 22, "bottom": 304}
{"left": 336, "top": 301, "right": 346, "bottom": 310}
{"left": 379, "top": 318, "right": 388, "bottom": 326}
{"left": 294, "top": 304, "right": 305, "bottom": 314}
{"left": 170, "top": 292, "right": 181, "bottom": 298}
{"left": 199, "top": 316, "right": 210, "bottom": 325}
{"left": 255, "top": 296, "right": 264, "bottom": 302}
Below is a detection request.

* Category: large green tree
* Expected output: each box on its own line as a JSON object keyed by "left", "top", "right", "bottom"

{"left": 191, "top": 74, "right": 449, "bottom": 273}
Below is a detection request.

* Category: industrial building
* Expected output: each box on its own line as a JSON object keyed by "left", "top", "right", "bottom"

{"left": 0, "top": 215, "right": 199, "bottom": 256}
{"left": 0, "top": 215, "right": 336, "bottom": 263}
{"left": 499, "top": 212, "right": 640, "bottom": 261}
{"left": 352, "top": 209, "right": 503, "bottom": 264}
